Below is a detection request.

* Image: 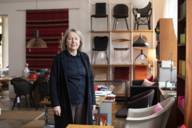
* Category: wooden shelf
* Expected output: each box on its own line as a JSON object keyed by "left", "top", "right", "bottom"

{"left": 111, "top": 30, "right": 131, "bottom": 33}
{"left": 90, "top": 31, "right": 110, "bottom": 33}
{"left": 132, "top": 29, "right": 153, "bottom": 33}
{"left": 177, "top": 0, "right": 192, "bottom": 127}
{"left": 110, "top": 64, "right": 131, "bottom": 67}
{"left": 92, "top": 64, "right": 109, "bottom": 68}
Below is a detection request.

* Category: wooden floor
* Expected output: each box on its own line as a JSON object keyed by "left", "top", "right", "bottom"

{"left": 0, "top": 97, "right": 126, "bottom": 128}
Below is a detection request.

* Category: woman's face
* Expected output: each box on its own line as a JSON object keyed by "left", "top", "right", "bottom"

{"left": 66, "top": 31, "right": 81, "bottom": 52}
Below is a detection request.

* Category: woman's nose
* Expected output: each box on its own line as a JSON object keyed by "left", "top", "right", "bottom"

{"left": 71, "top": 38, "right": 75, "bottom": 42}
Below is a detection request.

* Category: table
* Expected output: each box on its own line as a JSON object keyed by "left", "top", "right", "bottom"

{"left": 67, "top": 124, "right": 113, "bottom": 128}
{"left": 0, "top": 76, "right": 12, "bottom": 88}
{"left": 95, "top": 94, "right": 115, "bottom": 125}
{"left": 0, "top": 76, "right": 12, "bottom": 99}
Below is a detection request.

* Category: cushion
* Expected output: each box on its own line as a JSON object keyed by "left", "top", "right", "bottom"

{"left": 153, "top": 103, "right": 163, "bottom": 113}
{"left": 147, "top": 75, "right": 154, "bottom": 81}
{"left": 180, "top": 124, "right": 186, "bottom": 128}
{"left": 142, "top": 79, "right": 155, "bottom": 86}
{"left": 115, "top": 108, "right": 128, "bottom": 118}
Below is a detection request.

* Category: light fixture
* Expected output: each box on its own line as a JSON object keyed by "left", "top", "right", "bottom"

{"left": 135, "top": 49, "right": 147, "bottom": 61}
{"left": 133, "top": 34, "right": 149, "bottom": 64}
{"left": 131, "top": 0, "right": 150, "bottom": 8}
{"left": 27, "top": 30, "right": 47, "bottom": 48}
{"left": 133, "top": 34, "right": 149, "bottom": 47}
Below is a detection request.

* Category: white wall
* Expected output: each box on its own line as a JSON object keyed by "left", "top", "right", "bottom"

{"left": 154, "top": 0, "right": 177, "bottom": 35}
{"left": 0, "top": 0, "right": 91, "bottom": 77}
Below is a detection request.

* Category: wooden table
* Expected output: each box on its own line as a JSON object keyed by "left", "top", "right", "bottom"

{"left": 95, "top": 95, "right": 115, "bottom": 125}
{"left": 67, "top": 124, "right": 113, "bottom": 128}
{"left": 0, "top": 76, "right": 12, "bottom": 87}
{"left": 0, "top": 76, "right": 12, "bottom": 98}
{"left": 95, "top": 96, "right": 106, "bottom": 125}
{"left": 96, "top": 96, "right": 107, "bottom": 106}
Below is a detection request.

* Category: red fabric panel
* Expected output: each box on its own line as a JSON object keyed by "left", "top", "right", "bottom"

{"left": 26, "top": 27, "right": 66, "bottom": 37}
{"left": 26, "top": 9, "right": 68, "bottom": 70}
{"left": 26, "top": 9, "right": 68, "bottom": 21}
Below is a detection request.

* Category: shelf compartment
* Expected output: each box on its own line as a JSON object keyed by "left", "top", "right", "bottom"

{"left": 133, "top": 65, "right": 148, "bottom": 80}
{"left": 178, "top": 60, "right": 186, "bottom": 77}
{"left": 92, "top": 66, "right": 109, "bottom": 81}
{"left": 178, "top": 46, "right": 186, "bottom": 60}
{"left": 112, "top": 66, "right": 130, "bottom": 80}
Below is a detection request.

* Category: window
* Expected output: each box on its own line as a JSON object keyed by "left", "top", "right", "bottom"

{"left": 0, "top": 16, "right": 3, "bottom": 68}
{"left": 0, "top": 16, "right": 9, "bottom": 68}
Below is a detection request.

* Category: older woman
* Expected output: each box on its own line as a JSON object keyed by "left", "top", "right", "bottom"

{"left": 49, "top": 29, "right": 96, "bottom": 128}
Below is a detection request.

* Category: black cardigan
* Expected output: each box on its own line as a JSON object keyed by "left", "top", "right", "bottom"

{"left": 49, "top": 50, "right": 96, "bottom": 126}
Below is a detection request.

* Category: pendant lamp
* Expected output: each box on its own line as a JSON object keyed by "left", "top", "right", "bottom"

{"left": 133, "top": 34, "right": 149, "bottom": 47}
{"left": 27, "top": 30, "right": 47, "bottom": 48}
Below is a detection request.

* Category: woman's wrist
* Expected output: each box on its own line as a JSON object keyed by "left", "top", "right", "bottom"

{"left": 92, "top": 105, "right": 96, "bottom": 110}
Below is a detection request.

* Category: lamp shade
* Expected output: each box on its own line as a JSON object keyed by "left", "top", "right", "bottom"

{"left": 133, "top": 35, "right": 149, "bottom": 47}
{"left": 27, "top": 30, "right": 47, "bottom": 48}
{"left": 131, "top": 0, "right": 150, "bottom": 8}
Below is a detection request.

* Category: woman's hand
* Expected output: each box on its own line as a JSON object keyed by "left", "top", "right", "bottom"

{"left": 92, "top": 105, "right": 96, "bottom": 111}
{"left": 53, "top": 106, "right": 61, "bottom": 116}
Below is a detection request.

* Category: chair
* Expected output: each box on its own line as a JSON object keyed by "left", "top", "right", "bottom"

{"left": 113, "top": 4, "right": 129, "bottom": 30}
{"left": 125, "top": 97, "right": 175, "bottom": 128}
{"left": 115, "top": 89, "right": 155, "bottom": 118}
{"left": 133, "top": 2, "right": 152, "bottom": 30}
{"left": 11, "top": 77, "right": 33, "bottom": 110}
{"left": 91, "top": 3, "right": 109, "bottom": 31}
{"left": 32, "top": 76, "right": 49, "bottom": 107}
{"left": 32, "top": 77, "right": 53, "bottom": 126}
{"left": 91, "top": 36, "right": 109, "bottom": 64}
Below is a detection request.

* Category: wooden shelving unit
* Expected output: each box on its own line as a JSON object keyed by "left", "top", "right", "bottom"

{"left": 90, "top": 1, "right": 154, "bottom": 82}
{"left": 177, "top": 0, "right": 192, "bottom": 127}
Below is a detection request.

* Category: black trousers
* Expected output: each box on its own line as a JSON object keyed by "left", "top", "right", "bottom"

{"left": 54, "top": 103, "right": 86, "bottom": 128}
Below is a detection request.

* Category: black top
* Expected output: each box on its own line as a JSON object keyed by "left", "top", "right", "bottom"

{"left": 65, "top": 51, "right": 86, "bottom": 105}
